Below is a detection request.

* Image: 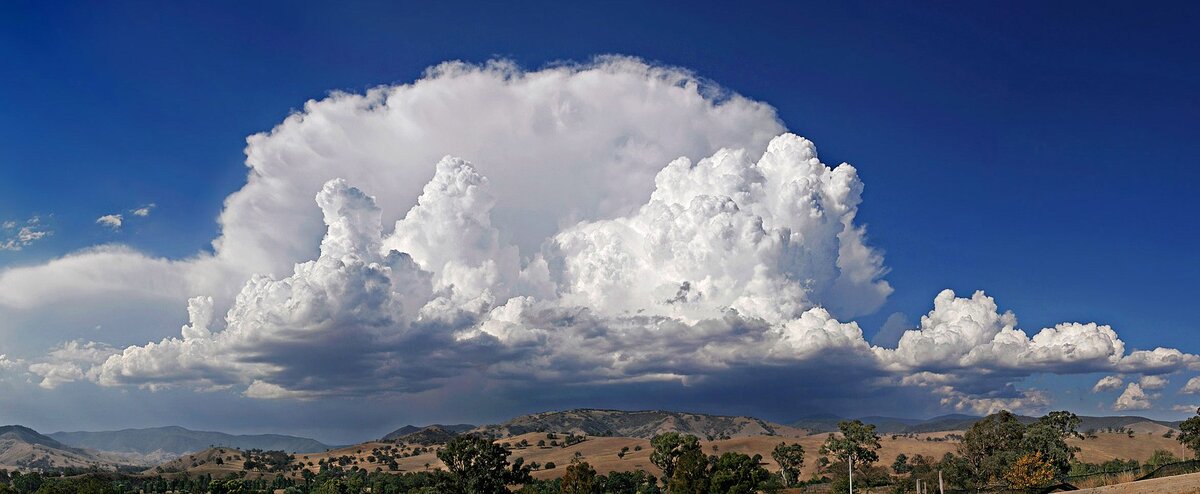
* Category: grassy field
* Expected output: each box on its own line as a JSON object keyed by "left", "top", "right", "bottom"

{"left": 152, "top": 428, "right": 1188, "bottom": 483}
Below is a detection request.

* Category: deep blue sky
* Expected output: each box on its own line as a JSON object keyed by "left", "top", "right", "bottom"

{"left": 1, "top": 0, "right": 1197, "bottom": 425}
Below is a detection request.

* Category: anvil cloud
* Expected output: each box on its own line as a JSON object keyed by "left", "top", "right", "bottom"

{"left": 6, "top": 58, "right": 1198, "bottom": 416}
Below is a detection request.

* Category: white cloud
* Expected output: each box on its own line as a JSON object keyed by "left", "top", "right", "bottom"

{"left": 1114, "top": 383, "right": 1152, "bottom": 411}
{"left": 550, "top": 133, "right": 890, "bottom": 323}
{"left": 1092, "top": 375, "right": 1124, "bottom": 393}
{"left": 4, "top": 57, "right": 1196, "bottom": 416}
{"left": 244, "top": 380, "right": 313, "bottom": 400}
{"left": 1, "top": 216, "right": 51, "bottom": 251}
{"left": 131, "top": 204, "right": 155, "bottom": 217}
{"left": 1139, "top": 375, "right": 1168, "bottom": 390}
{"left": 61, "top": 148, "right": 1197, "bottom": 414}
{"left": 1, "top": 56, "right": 782, "bottom": 332}
{"left": 27, "top": 340, "right": 116, "bottom": 389}
{"left": 1171, "top": 404, "right": 1199, "bottom": 414}
{"left": 96, "top": 214, "right": 123, "bottom": 230}
{"left": 1182, "top": 376, "right": 1200, "bottom": 394}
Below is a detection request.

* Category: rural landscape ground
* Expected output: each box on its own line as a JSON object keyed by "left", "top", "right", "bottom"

{"left": 2, "top": 408, "right": 1198, "bottom": 493}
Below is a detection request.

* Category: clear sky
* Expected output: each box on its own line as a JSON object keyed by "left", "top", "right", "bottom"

{"left": 0, "top": 1, "right": 1197, "bottom": 443}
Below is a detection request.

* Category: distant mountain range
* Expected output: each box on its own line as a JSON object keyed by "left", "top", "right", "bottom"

{"left": 471, "top": 409, "right": 805, "bottom": 440}
{"left": 790, "top": 413, "right": 1183, "bottom": 434}
{"left": 48, "top": 426, "right": 332, "bottom": 456}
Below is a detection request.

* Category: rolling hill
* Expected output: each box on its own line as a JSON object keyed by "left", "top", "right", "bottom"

{"left": 381, "top": 424, "right": 475, "bottom": 442}
{"left": 792, "top": 413, "right": 1182, "bottom": 434}
{"left": 48, "top": 426, "right": 331, "bottom": 458}
{"left": 0, "top": 425, "right": 129, "bottom": 471}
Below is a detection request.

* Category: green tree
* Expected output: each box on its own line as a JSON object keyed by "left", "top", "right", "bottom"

{"left": 600, "top": 470, "right": 661, "bottom": 494}
{"left": 1179, "top": 408, "right": 1200, "bottom": 459}
{"left": 819, "top": 420, "right": 881, "bottom": 493}
{"left": 1148, "top": 448, "right": 1180, "bottom": 467}
{"left": 891, "top": 453, "right": 910, "bottom": 474}
{"left": 1020, "top": 418, "right": 1079, "bottom": 475}
{"left": 1036, "top": 411, "right": 1082, "bottom": 439}
{"left": 771, "top": 442, "right": 805, "bottom": 487}
{"left": 31, "top": 477, "right": 118, "bottom": 494}
{"left": 667, "top": 446, "right": 710, "bottom": 494}
{"left": 561, "top": 460, "right": 598, "bottom": 494}
{"left": 708, "top": 452, "right": 771, "bottom": 494}
{"left": 436, "top": 435, "right": 532, "bottom": 494}
{"left": 957, "top": 410, "right": 1025, "bottom": 489}
{"left": 650, "top": 432, "right": 702, "bottom": 483}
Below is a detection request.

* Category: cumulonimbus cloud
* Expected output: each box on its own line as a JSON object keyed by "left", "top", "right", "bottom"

{"left": 6, "top": 57, "right": 1198, "bottom": 414}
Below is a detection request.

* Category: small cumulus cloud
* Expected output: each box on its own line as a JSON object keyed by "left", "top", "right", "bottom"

{"left": 1113, "top": 383, "right": 1152, "bottom": 411}
{"left": 1, "top": 216, "right": 51, "bottom": 251}
{"left": 1139, "top": 375, "right": 1168, "bottom": 390}
{"left": 1093, "top": 375, "right": 1124, "bottom": 393}
{"left": 1182, "top": 376, "right": 1200, "bottom": 394}
{"left": 96, "top": 214, "right": 123, "bottom": 230}
{"left": 130, "top": 204, "right": 155, "bottom": 217}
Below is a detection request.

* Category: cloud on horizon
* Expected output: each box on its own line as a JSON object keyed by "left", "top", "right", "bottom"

{"left": 3, "top": 57, "right": 1198, "bottom": 420}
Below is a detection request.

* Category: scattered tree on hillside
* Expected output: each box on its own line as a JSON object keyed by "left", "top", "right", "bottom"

{"left": 708, "top": 452, "right": 774, "bottom": 494}
{"left": 957, "top": 410, "right": 1025, "bottom": 489}
{"left": 1179, "top": 408, "right": 1200, "bottom": 459}
{"left": 666, "top": 445, "right": 709, "bottom": 493}
{"left": 649, "top": 432, "right": 701, "bottom": 482}
{"left": 435, "top": 435, "right": 532, "bottom": 494}
{"left": 819, "top": 420, "right": 881, "bottom": 493}
{"left": 560, "top": 459, "right": 598, "bottom": 494}
{"left": 891, "top": 453, "right": 909, "bottom": 474}
{"left": 771, "top": 442, "right": 805, "bottom": 487}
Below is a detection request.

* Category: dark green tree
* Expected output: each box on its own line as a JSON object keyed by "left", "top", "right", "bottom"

{"left": 667, "top": 446, "right": 709, "bottom": 494}
{"left": 707, "top": 452, "right": 772, "bottom": 494}
{"left": 1179, "top": 407, "right": 1200, "bottom": 459}
{"left": 957, "top": 410, "right": 1025, "bottom": 489}
{"left": 650, "top": 432, "right": 701, "bottom": 483}
{"left": 819, "top": 420, "right": 881, "bottom": 493}
{"left": 436, "top": 435, "right": 532, "bottom": 494}
{"left": 561, "top": 459, "right": 598, "bottom": 494}
{"left": 770, "top": 442, "right": 805, "bottom": 487}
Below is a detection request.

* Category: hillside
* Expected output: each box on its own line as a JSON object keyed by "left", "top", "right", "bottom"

{"left": 473, "top": 409, "right": 806, "bottom": 440}
{"left": 49, "top": 426, "right": 331, "bottom": 457}
{"left": 0, "top": 425, "right": 128, "bottom": 472}
{"left": 792, "top": 413, "right": 1182, "bottom": 435}
{"left": 381, "top": 424, "right": 474, "bottom": 442}
{"left": 384, "top": 426, "right": 465, "bottom": 445}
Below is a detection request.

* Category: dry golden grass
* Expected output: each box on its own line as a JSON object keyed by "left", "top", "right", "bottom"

{"left": 1074, "top": 471, "right": 1200, "bottom": 493}
{"left": 1070, "top": 431, "right": 1186, "bottom": 464}
{"left": 150, "top": 427, "right": 1185, "bottom": 484}
{"left": 1074, "top": 470, "right": 1139, "bottom": 489}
